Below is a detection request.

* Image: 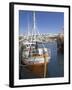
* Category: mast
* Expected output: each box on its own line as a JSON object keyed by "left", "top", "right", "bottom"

{"left": 27, "top": 14, "right": 30, "bottom": 41}
{"left": 33, "top": 11, "right": 36, "bottom": 41}
{"left": 33, "top": 11, "right": 35, "bottom": 31}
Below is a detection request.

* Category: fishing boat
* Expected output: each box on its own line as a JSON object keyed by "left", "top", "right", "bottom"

{"left": 20, "top": 12, "right": 51, "bottom": 78}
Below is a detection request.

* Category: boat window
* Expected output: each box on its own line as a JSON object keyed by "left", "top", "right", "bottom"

{"left": 32, "top": 50, "right": 36, "bottom": 53}
{"left": 26, "top": 45, "right": 29, "bottom": 47}
{"left": 31, "top": 44, "right": 35, "bottom": 46}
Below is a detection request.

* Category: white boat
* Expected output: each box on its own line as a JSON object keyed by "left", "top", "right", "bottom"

{"left": 20, "top": 12, "right": 51, "bottom": 78}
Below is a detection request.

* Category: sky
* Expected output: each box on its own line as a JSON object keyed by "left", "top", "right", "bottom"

{"left": 19, "top": 10, "right": 64, "bottom": 35}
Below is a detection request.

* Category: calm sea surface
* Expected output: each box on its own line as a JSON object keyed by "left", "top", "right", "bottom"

{"left": 45, "top": 41, "right": 64, "bottom": 77}
{"left": 19, "top": 41, "right": 64, "bottom": 79}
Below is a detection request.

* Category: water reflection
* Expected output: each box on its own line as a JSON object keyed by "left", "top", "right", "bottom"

{"left": 46, "top": 41, "right": 64, "bottom": 77}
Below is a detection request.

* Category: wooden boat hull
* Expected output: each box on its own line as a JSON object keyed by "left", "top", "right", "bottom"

{"left": 22, "top": 62, "right": 48, "bottom": 78}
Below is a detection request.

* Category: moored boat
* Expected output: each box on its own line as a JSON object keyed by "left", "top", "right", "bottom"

{"left": 20, "top": 12, "right": 51, "bottom": 78}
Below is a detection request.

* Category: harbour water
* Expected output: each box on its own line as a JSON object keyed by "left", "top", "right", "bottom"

{"left": 19, "top": 41, "right": 64, "bottom": 79}
{"left": 46, "top": 41, "right": 64, "bottom": 77}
